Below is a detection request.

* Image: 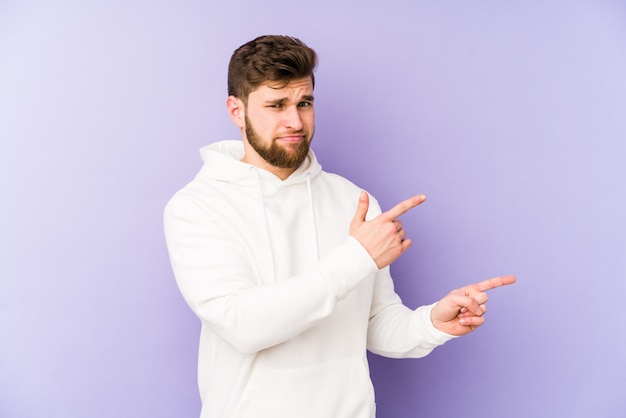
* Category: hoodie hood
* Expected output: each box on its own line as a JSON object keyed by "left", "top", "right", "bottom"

{"left": 196, "top": 140, "right": 323, "bottom": 188}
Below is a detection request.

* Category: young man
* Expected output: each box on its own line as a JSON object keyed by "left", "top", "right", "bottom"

{"left": 164, "top": 35, "right": 515, "bottom": 418}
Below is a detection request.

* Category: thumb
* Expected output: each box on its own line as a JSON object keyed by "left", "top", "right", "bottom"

{"left": 351, "top": 191, "right": 369, "bottom": 228}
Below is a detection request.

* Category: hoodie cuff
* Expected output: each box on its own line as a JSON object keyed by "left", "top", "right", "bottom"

{"left": 415, "top": 303, "right": 459, "bottom": 345}
{"left": 317, "top": 236, "right": 379, "bottom": 301}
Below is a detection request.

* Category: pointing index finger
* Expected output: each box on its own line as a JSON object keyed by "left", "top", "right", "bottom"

{"left": 474, "top": 275, "right": 517, "bottom": 292}
{"left": 381, "top": 194, "right": 426, "bottom": 221}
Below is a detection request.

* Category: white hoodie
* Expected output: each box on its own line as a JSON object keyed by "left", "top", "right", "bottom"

{"left": 164, "top": 140, "right": 455, "bottom": 418}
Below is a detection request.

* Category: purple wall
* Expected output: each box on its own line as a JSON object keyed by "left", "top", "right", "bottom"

{"left": 1, "top": 1, "right": 625, "bottom": 417}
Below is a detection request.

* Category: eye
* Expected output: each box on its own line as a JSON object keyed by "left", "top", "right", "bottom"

{"left": 298, "top": 101, "right": 312, "bottom": 107}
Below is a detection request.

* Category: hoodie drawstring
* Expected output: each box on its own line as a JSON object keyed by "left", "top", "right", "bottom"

{"left": 306, "top": 173, "right": 320, "bottom": 262}
{"left": 250, "top": 168, "right": 321, "bottom": 283}
{"left": 251, "top": 167, "right": 277, "bottom": 282}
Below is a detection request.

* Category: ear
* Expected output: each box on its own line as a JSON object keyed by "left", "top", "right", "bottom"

{"left": 226, "top": 96, "right": 245, "bottom": 129}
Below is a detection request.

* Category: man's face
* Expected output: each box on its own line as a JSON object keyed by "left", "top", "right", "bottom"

{"left": 242, "top": 77, "right": 315, "bottom": 171}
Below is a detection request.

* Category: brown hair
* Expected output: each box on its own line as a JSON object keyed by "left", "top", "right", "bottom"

{"left": 227, "top": 35, "right": 318, "bottom": 102}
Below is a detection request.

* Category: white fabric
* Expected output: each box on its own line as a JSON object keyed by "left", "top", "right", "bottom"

{"left": 164, "top": 140, "right": 455, "bottom": 417}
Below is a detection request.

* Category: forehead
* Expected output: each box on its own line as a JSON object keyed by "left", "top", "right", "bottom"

{"left": 249, "top": 77, "right": 313, "bottom": 100}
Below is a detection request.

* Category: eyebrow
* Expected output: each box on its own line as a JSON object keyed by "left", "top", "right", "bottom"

{"left": 264, "top": 95, "right": 315, "bottom": 105}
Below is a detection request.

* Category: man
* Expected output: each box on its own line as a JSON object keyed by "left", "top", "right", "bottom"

{"left": 164, "top": 35, "right": 515, "bottom": 418}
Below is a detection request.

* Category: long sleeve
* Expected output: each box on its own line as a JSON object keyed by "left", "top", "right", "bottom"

{"left": 366, "top": 267, "right": 457, "bottom": 358}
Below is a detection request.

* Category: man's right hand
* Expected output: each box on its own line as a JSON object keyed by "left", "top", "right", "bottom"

{"left": 349, "top": 191, "right": 426, "bottom": 269}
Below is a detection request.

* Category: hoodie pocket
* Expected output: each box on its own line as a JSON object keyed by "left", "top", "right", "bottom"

{"left": 233, "top": 356, "right": 375, "bottom": 418}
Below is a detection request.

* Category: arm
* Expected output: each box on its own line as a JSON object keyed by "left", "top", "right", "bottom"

{"left": 165, "top": 190, "right": 428, "bottom": 355}
{"left": 164, "top": 195, "right": 378, "bottom": 354}
{"left": 366, "top": 274, "right": 516, "bottom": 357}
{"left": 361, "top": 193, "right": 515, "bottom": 354}
{"left": 367, "top": 267, "right": 457, "bottom": 358}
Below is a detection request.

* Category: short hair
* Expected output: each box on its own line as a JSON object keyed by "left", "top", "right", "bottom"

{"left": 227, "top": 35, "right": 318, "bottom": 102}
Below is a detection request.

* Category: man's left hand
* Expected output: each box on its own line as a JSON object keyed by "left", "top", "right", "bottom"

{"left": 431, "top": 275, "right": 516, "bottom": 336}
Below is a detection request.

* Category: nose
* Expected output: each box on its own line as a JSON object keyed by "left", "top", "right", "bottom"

{"left": 283, "top": 106, "right": 303, "bottom": 131}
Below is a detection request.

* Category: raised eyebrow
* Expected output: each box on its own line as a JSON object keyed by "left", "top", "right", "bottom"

{"left": 302, "top": 95, "right": 314, "bottom": 102}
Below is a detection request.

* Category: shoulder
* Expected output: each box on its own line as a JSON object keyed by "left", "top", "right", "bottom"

{"left": 163, "top": 177, "right": 220, "bottom": 221}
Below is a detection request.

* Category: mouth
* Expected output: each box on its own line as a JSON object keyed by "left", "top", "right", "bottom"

{"left": 275, "top": 134, "right": 306, "bottom": 144}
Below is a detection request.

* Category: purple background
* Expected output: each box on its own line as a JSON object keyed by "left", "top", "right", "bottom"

{"left": 1, "top": 1, "right": 625, "bottom": 417}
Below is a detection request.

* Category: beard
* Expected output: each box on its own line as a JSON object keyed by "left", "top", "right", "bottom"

{"left": 245, "top": 114, "right": 313, "bottom": 169}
